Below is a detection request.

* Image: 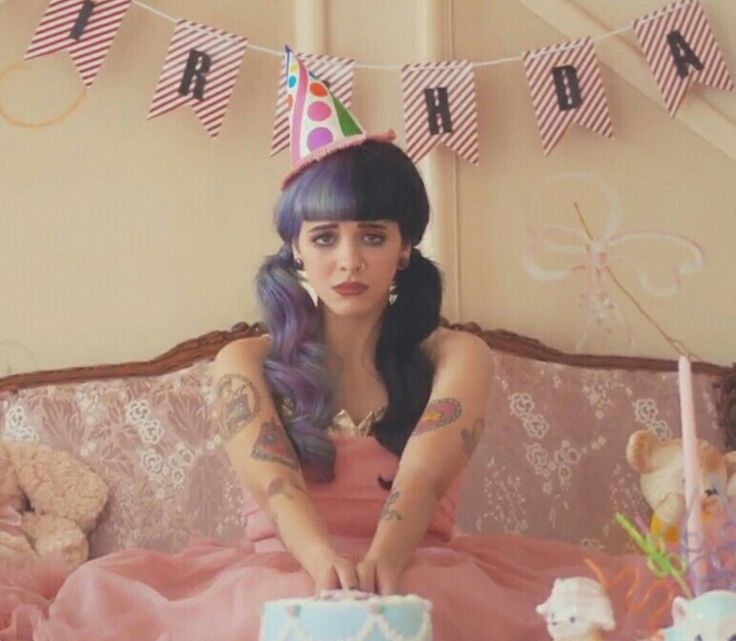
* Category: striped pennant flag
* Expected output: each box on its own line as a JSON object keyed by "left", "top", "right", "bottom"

{"left": 270, "top": 52, "right": 355, "bottom": 156}
{"left": 632, "top": 0, "right": 734, "bottom": 117}
{"left": 522, "top": 37, "right": 612, "bottom": 155}
{"left": 400, "top": 60, "right": 479, "bottom": 165}
{"left": 147, "top": 20, "right": 247, "bottom": 138}
{"left": 24, "top": 0, "right": 132, "bottom": 87}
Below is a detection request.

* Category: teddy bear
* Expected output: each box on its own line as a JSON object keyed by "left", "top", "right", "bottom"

{"left": 626, "top": 429, "right": 736, "bottom": 544}
{"left": 0, "top": 440, "right": 109, "bottom": 569}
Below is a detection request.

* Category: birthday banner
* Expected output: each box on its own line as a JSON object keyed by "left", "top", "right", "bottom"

{"left": 20, "top": 0, "right": 735, "bottom": 153}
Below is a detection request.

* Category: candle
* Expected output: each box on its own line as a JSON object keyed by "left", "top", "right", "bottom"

{"left": 678, "top": 355, "right": 706, "bottom": 593}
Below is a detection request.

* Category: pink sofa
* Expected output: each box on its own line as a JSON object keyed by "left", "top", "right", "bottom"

{"left": 1, "top": 320, "right": 734, "bottom": 557}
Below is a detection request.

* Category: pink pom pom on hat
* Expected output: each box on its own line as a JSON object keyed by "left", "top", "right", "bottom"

{"left": 280, "top": 45, "right": 396, "bottom": 190}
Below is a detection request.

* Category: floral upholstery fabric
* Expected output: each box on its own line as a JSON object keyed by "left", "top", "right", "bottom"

{"left": 0, "top": 349, "right": 727, "bottom": 557}
{"left": 454, "top": 349, "right": 725, "bottom": 552}
{"left": 0, "top": 361, "right": 243, "bottom": 558}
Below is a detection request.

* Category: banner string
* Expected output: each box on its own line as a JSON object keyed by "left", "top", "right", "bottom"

{"left": 129, "top": 0, "right": 693, "bottom": 69}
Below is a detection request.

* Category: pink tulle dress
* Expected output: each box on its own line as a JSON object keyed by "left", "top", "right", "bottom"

{"left": 2, "top": 409, "right": 673, "bottom": 641}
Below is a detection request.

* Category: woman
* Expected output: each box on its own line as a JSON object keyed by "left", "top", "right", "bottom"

{"left": 22, "top": 55, "right": 671, "bottom": 641}
{"left": 214, "top": 138, "right": 493, "bottom": 598}
{"left": 32, "top": 139, "right": 668, "bottom": 641}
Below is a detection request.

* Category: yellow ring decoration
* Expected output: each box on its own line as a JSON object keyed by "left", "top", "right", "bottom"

{"left": 0, "top": 62, "right": 87, "bottom": 128}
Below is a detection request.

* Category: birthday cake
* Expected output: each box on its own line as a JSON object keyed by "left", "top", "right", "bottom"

{"left": 258, "top": 589, "right": 433, "bottom": 641}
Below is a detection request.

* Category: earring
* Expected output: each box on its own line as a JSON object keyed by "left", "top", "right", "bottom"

{"left": 298, "top": 271, "right": 319, "bottom": 307}
{"left": 388, "top": 281, "right": 398, "bottom": 306}
{"left": 294, "top": 258, "right": 318, "bottom": 307}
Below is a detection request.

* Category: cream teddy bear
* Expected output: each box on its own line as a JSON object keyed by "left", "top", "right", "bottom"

{"left": 626, "top": 429, "right": 736, "bottom": 543}
{"left": 0, "top": 440, "right": 109, "bottom": 569}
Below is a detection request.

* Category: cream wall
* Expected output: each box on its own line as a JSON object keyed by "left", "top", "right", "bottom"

{"left": 0, "top": 0, "right": 734, "bottom": 375}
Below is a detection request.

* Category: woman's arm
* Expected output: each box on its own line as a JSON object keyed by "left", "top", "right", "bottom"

{"left": 358, "top": 331, "right": 492, "bottom": 594}
{"left": 211, "top": 338, "right": 358, "bottom": 591}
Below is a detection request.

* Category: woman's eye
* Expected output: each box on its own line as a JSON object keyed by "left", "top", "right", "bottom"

{"left": 311, "top": 234, "right": 334, "bottom": 245}
{"left": 310, "top": 233, "right": 385, "bottom": 246}
{"left": 364, "top": 234, "right": 385, "bottom": 244}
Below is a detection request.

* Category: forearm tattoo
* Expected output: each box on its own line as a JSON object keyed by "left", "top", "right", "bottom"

{"left": 381, "top": 490, "right": 403, "bottom": 521}
{"left": 460, "top": 418, "right": 484, "bottom": 460}
{"left": 212, "top": 373, "right": 261, "bottom": 438}
{"left": 251, "top": 417, "right": 300, "bottom": 471}
{"left": 411, "top": 398, "right": 462, "bottom": 437}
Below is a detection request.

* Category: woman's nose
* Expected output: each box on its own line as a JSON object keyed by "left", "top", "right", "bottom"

{"left": 337, "top": 241, "right": 363, "bottom": 271}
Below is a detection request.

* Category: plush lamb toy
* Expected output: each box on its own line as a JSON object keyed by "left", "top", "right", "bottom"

{"left": 626, "top": 429, "right": 736, "bottom": 543}
{"left": 536, "top": 577, "right": 616, "bottom": 641}
{"left": 0, "top": 440, "right": 109, "bottom": 569}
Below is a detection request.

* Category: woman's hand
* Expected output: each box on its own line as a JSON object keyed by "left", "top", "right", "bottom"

{"left": 355, "top": 554, "right": 403, "bottom": 595}
{"left": 303, "top": 547, "right": 360, "bottom": 595}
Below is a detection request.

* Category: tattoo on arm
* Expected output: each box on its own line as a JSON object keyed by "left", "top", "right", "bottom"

{"left": 251, "top": 418, "right": 300, "bottom": 471}
{"left": 460, "top": 418, "right": 484, "bottom": 460}
{"left": 213, "top": 373, "right": 261, "bottom": 438}
{"left": 411, "top": 398, "right": 462, "bottom": 437}
{"left": 381, "top": 490, "right": 403, "bottom": 521}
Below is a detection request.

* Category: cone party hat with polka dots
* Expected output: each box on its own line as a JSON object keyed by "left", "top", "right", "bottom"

{"left": 281, "top": 45, "right": 396, "bottom": 189}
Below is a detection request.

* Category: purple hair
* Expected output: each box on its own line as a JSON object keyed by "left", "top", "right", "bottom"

{"left": 255, "top": 141, "right": 441, "bottom": 483}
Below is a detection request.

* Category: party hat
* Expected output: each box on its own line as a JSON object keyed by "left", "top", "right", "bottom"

{"left": 281, "top": 45, "right": 396, "bottom": 189}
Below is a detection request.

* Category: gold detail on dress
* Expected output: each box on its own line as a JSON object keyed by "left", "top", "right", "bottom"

{"left": 328, "top": 406, "right": 386, "bottom": 437}
{"left": 279, "top": 396, "right": 385, "bottom": 437}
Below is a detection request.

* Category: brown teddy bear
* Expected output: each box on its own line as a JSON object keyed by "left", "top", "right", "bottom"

{"left": 0, "top": 440, "right": 109, "bottom": 569}
{"left": 626, "top": 429, "right": 736, "bottom": 543}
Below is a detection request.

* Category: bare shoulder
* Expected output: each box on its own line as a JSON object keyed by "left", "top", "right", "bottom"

{"left": 212, "top": 334, "right": 271, "bottom": 373}
{"left": 421, "top": 326, "right": 488, "bottom": 368}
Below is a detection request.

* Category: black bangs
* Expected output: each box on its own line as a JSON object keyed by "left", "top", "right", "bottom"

{"left": 283, "top": 142, "right": 428, "bottom": 238}
{"left": 351, "top": 142, "right": 429, "bottom": 243}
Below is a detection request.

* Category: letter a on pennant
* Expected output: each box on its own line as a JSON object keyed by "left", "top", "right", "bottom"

{"left": 632, "top": 0, "right": 734, "bottom": 117}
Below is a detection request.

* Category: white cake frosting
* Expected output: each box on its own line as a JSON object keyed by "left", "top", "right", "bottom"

{"left": 259, "top": 589, "right": 433, "bottom": 641}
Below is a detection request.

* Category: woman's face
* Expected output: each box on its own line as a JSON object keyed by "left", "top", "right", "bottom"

{"left": 292, "top": 219, "right": 411, "bottom": 315}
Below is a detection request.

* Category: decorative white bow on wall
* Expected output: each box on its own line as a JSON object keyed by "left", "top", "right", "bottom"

{"left": 523, "top": 173, "right": 705, "bottom": 355}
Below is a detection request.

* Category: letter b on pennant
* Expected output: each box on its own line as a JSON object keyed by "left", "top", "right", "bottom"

{"left": 423, "top": 86, "right": 453, "bottom": 135}
{"left": 179, "top": 49, "right": 212, "bottom": 100}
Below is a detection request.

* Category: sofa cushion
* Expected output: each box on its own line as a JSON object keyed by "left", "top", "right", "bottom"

{"left": 0, "top": 360, "right": 246, "bottom": 558}
{"left": 454, "top": 348, "right": 726, "bottom": 553}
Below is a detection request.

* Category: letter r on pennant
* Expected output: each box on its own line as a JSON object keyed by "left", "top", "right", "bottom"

{"left": 179, "top": 49, "right": 212, "bottom": 100}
